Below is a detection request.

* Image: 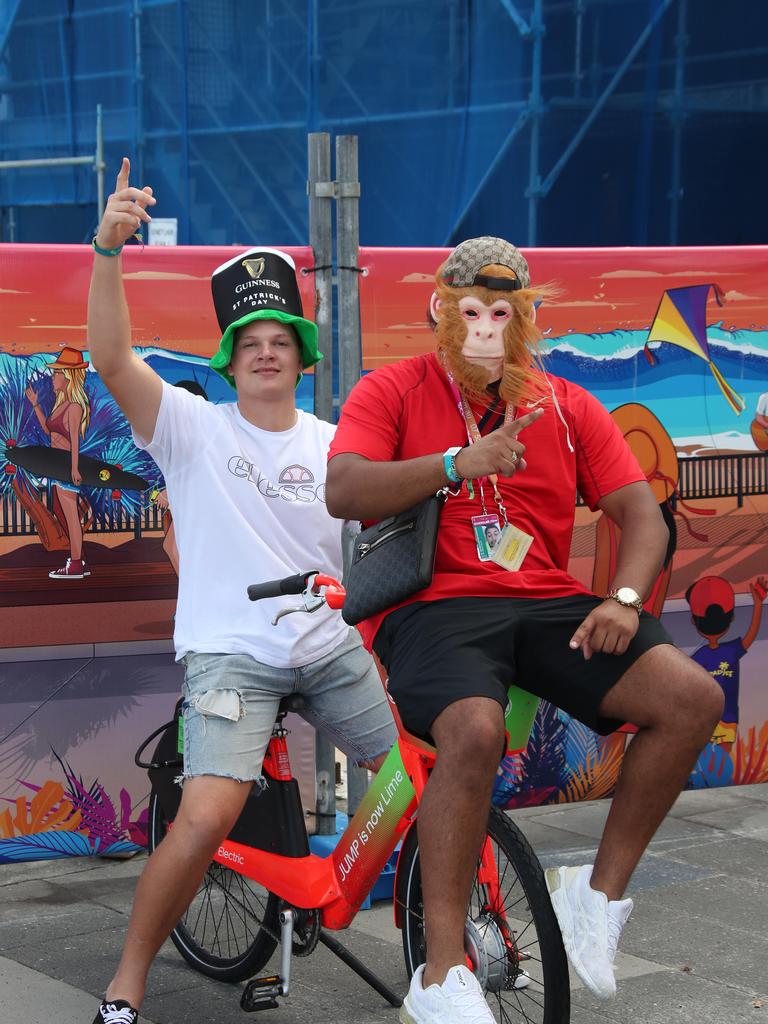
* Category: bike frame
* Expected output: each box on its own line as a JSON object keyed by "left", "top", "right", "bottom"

{"left": 208, "top": 684, "right": 540, "bottom": 933}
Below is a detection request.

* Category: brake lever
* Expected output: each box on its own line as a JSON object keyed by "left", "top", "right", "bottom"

{"left": 271, "top": 580, "right": 326, "bottom": 625}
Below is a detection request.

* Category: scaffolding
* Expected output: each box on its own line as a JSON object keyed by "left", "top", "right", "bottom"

{"left": 1, "top": 0, "right": 766, "bottom": 247}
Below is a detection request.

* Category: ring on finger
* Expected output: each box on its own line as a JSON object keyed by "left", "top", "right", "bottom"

{"left": 510, "top": 451, "right": 519, "bottom": 466}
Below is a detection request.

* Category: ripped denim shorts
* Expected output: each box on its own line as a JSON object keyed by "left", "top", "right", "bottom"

{"left": 180, "top": 628, "right": 396, "bottom": 783}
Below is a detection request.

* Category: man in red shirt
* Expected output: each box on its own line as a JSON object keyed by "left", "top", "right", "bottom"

{"left": 326, "top": 237, "right": 723, "bottom": 1022}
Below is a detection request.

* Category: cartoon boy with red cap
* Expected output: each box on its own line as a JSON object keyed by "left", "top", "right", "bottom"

{"left": 686, "top": 574, "right": 767, "bottom": 751}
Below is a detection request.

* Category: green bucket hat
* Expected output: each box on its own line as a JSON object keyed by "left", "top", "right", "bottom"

{"left": 209, "top": 247, "right": 322, "bottom": 389}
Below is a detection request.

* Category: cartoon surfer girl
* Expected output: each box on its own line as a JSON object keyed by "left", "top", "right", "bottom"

{"left": 25, "top": 347, "right": 92, "bottom": 579}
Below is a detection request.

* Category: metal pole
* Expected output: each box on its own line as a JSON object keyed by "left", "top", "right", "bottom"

{"left": 0, "top": 156, "right": 94, "bottom": 169}
{"left": 669, "top": 0, "right": 687, "bottom": 245}
{"left": 334, "top": 134, "right": 368, "bottom": 815}
{"left": 96, "top": 104, "right": 105, "bottom": 218}
{"left": 307, "top": 133, "right": 336, "bottom": 835}
{"left": 133, "top": 0, "right": 145, "bottom": 186}
{"left": 335, "top": 134, "right": 362, "bottom": 408}
{"left": 308, "top": 133, "right": 333, "bottom": 423}
{"left": 573, "top": 0, "right": 585, "bottom": 98}
{"left": 178, "top": 0, "right": 191, "bottom": 243}
{"left": 527, "top": 0, "right": 544, "bottom": 245}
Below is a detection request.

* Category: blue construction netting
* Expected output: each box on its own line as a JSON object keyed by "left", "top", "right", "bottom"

{"left": 1, "top": 0, "right": 766, "bottom": 247}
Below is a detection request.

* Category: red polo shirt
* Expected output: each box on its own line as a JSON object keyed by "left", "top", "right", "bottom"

{"left": 329, "top": 353, "right": 645, "bottom": 648}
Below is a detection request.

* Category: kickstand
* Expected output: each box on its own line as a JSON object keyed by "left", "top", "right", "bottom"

{"left": 318, "top": 930, "right": 402, "bottom": 1008}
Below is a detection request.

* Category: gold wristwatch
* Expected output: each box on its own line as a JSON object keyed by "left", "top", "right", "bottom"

{"left": 607, "top": 586, "right": 643, "bottom": 615}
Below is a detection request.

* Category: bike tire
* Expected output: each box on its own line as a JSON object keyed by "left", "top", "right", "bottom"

{"left": 147, "top": 790, "right": 281, "bottom": 982}
{"left": 398, "top": 806, "right": 570, "bottom": 1024}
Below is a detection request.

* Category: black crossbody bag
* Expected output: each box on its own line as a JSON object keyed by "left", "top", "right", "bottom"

{"left": 341, "top": 489, "right": 448, "bottom": 626}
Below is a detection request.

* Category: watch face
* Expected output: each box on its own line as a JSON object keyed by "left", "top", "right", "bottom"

{"left": 616, "top": 587, "right": 640, "bottom": 604}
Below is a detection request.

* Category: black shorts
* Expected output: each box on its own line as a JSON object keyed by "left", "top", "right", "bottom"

{"left": 372, "top": 595, "right": 673, "bottom": 741}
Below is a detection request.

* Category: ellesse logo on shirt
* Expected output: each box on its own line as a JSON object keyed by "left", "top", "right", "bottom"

{"left": 227, "top": 457, "right": 326, "bottom": 503}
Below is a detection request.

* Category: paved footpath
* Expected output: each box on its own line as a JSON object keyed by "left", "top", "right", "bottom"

{"left": 2, "top": 783, "right": 767, "bottom": 1024}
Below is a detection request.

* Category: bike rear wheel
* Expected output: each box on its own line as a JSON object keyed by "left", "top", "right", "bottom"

{"left": 398, "top": 806, "right": 570, "bottom": 1024}
{"left": 148, "top": 790, "right": 280, "bottom": 982}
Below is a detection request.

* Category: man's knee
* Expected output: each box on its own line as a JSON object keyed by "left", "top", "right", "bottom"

{"left": 432, "top": 698, "right": 506, "bottom": 772}
{"left": 661, "top": 659, "right": 724, "bottom": 737}
{"left": 174, "top": 777, "right": 251, "bottom": 846}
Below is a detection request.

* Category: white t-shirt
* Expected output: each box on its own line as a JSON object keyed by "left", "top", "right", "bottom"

{"left": 757, "top": 392, "right": 768, "bottom": 417}
{"left": 135, "top": 383, "right": 348, "bottom": 667}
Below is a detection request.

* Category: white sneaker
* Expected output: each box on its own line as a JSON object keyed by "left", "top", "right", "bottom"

{"left": 400, "top": 964, "right": 495, "bottom": 1023}
{"left": 545, "top": 864, "right": 632, "bottom": 1000}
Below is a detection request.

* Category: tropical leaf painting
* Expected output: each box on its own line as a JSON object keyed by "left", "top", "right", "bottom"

{"left": 0, "top": 779, "right": 84, "bottom": 838}
{"left": 52, "top": 749, "right": 145, "bottom": 849}
{"left": 687, "top": 742, "right": 735, "bottom": 789}
{"left": 732, "top": 724, "right": 768, "bottom": 785}
{"left": 0, "top": 829, "right": 94, "bottom": 863}
{"left": 494, "top": 702, "right": 568, "bottom": 809}
{"left": 558, "top": 733, "right": 625, "bottom": 804}
{"left": 0, "top": 748, "right": 149, "bottom": 863}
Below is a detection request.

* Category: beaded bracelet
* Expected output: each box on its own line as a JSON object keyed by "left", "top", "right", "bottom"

{"left": 92, "top": 236, "right": 124, "bottom": 257}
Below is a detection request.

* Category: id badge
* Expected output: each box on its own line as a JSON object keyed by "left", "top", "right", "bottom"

{"left": 471, "top": 514, "right": 502, "bottom": 562}
{"left": 490, "top": 522, "right": 534, "bottom": 571}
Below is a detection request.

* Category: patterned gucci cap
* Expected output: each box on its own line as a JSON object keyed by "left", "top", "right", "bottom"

{"left": 440, "top": 236, "right": 530, "bottom": 290}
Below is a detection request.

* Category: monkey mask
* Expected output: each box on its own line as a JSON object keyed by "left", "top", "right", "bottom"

{"left": 431, "top": 236, "right": 546, "bottom": 408}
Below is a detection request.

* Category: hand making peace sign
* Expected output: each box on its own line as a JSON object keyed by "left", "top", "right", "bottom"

{"left": 94, "top": 157, "right": 157, "bottom": 252}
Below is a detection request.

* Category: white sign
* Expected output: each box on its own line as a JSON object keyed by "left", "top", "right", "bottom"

{"left": 148, "top": 218, "right": 178, "bottom": 246}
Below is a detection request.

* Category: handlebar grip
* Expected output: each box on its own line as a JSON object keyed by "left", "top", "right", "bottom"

{"left": 247, "top": 570, "right": 318, "bottom": 602}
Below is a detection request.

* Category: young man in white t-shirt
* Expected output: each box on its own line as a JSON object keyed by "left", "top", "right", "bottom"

{"left": 87, "top": 159, "right": 395, "bottom": 1024}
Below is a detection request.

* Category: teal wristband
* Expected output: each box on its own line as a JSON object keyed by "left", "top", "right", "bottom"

{"left": 92, "top": 236, "right": 124, "bottom": 257}
{"left": 443, "top": 447, "right": 463, "bottom": 485}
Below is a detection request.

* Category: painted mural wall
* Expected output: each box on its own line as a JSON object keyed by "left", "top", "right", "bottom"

{"left": 1, "top": 242, "right": 766, "bottom": 864}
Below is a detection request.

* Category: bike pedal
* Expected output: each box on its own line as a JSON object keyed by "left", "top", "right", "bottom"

{"left": 241, "top": 975, "right": 283, "bottom": 1012}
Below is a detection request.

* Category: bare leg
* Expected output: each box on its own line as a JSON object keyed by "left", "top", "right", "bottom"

{"left": 416, "top": 697, "right": 506, "bottom": 988}
{"left": 105, "top": 775, "right": 251, "bottom": 1008}
{"left": 590, "top": 644, "right": 723, "bottom": 900}
{"left": 56, "top": 486, "right": 83, "bottom": 561}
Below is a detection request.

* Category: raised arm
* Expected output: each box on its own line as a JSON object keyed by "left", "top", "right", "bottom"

{"left": 326, "top": 409, "right": 543, "bottom": 521}
{"left": 88, "top": 157, "right": 163, "bottom": 442}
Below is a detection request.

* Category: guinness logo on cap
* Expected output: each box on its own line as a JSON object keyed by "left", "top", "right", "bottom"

{"left": 243, "top": 257, "right": 266, "bottom": 280}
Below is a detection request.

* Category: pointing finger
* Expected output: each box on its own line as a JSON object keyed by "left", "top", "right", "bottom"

{"left": 504, "top": 407, "right": 544, "bottom": 437}
{"left": 116, "top": 157, "right": 130, "bottom": 192}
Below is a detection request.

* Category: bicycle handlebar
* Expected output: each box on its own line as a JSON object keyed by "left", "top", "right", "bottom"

{"left": 247, "top": 570, "right": 319, "bottom": 602}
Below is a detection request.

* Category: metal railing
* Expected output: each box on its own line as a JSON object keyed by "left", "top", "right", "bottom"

{"left": 4, "top": 451, "right": 768, "bottom": 538}
{"left": 0, "top": 484, "right": 165, "bottom": 539}
{"left": 675, "top": 451, "right": 768, "bottom": 508}
{"left": 574, "top": 450, "right": 768, "bottom": 509}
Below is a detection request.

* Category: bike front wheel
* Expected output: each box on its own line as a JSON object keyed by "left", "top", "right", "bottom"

{"left": 147, "top": 790, "right": 281, "bottom": 982}
{"left": 397, "top": 806, "right": 570, "bottom": 1024}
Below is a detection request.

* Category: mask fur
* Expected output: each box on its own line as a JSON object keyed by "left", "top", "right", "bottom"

{"left": 434, "top": 263, "right": 549, "bottom": 408}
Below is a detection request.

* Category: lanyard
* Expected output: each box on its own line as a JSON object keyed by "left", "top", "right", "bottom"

{"left": 441, "top": 357, "right": 512, "bottom": 524}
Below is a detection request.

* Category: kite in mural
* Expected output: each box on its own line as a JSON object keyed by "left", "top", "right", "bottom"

{"left": 685, "top": 574, "right": 767, "bottom": 754}
{"left": 644, "top": 284, "right": 746, "bottom": 414}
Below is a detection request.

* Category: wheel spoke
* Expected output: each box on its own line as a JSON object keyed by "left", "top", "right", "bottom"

{"left": 400, "top": 809, "right": 569, "bottom": 1023}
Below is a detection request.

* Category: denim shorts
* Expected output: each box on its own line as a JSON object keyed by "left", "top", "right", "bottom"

{"left": 181, "top": 628, "right": 397, "bottom": 782}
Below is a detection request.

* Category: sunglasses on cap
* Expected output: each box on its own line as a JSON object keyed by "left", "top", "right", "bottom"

{"left": 442, "top": 272, "right": 523, "bottom": 291}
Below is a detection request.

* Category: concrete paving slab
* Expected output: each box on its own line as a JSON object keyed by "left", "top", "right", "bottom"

{"left": 0, "top": 954, "right": 159, "bottom": 1024}
{"left": 572, "top": 965, "right": 768, "bottom": 1024}
{"left": 675, "top": 800, "right": 768, "bottom": 840}
{"left": 1, "top": 789, "right": 767, "bottom": 1023}
{"left": 621, "top": 897, "right": 768, "bottom": 993}
{"left": 524, "top": 801, "right": 719, "bottom": 842}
